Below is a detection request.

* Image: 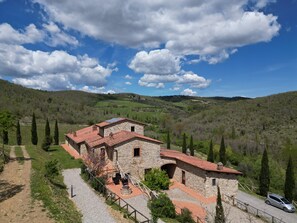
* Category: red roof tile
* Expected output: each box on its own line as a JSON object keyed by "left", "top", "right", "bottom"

{"left": 160, "top": 149, "right": 242, "bottom": 175}
{"left": 86, "top": 130, "right": 162, "bottom": 148}
{"left": 66, "top": 125, "right": 102, "bottom": 144}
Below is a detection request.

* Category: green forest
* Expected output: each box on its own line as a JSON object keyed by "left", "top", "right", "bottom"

{"left": 1, "top": 79, "right": 297, "bottom": 200}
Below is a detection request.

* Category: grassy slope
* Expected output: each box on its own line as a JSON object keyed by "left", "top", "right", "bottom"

{"left": 27, "top": 145, "right": 82, "bottom": 222}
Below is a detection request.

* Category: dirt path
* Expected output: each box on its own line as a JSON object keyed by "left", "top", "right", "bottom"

{"left": 0, "top": 146, "right": 54, "bottom": 223}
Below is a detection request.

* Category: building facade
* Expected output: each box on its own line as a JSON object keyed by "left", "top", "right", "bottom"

{"left": 65, "top": 117, "right": 241, "bottom": 198}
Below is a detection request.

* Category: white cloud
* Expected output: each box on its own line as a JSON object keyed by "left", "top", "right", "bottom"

{"left": 0, "top": 23, "right": 44, "bottom": 44}
{"left": 177, "top": 72, "right": 211, "bottom": 88}
{"left": 181, "top": 88, "right": 197, "bottom": 96}
{"left": 0, "top": 22, "right": 78, "bottom": 47}
{"left": 0, "top": 43, "right": 114, "bottom": 90}
{"left": 42, "top": 22, "right": 79, "bottom": 47}
{"left": 34, "top": 0, "right": 280, "bottom": 63}
{"left": 79, "top": 85, "right": 115, "bottom": 94}
{"left": 125, "top": 74, "right": 132, "bottom": 79}
{"left": 125, "top": 81, "right": 132, "bottom": 85}
{"left": 129, "top": 49, "right": 180, "bottom": 75}
{"left": 138, "top": 80, "right": 164, "bottom": 89}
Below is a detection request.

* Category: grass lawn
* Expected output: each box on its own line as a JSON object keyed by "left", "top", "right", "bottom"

{"left": 27, "top": 144, "right": 82, "bottom": 223}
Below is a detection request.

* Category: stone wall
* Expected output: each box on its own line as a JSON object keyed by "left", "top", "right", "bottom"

{"left": 173, "top": 160, "right": 206, "bottom": 196}
{"left": 114, "top": 139, "right": 161, "bottom": 179}
{"left": 205, "top": 172, "right": 238, "bottom": 198}
{"left": 65, "top": 137, "right": 81, "bottom": 153}
{"left": 103, "top": 121, "right": 144, "bottom": 137}
{"left": 172, "top": 160, "right": 238, "bottom": 198}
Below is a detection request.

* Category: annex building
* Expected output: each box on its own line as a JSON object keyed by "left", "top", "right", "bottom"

{"left": 65, "top": 117, "right": 241, "bottom": 198}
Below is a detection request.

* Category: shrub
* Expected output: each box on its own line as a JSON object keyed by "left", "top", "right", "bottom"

{"left": 148, "top": 193, "right": 176, "bottom": 223}
{"left": 91, "top": 177, "right": 106, "bottom": 193}
{"left": 45, "top": 159, "right": 60, "bottom": 178}
{"left": 176, "top": 208, "right": 195, "bottom": 223}
{"left": 143, "top": 168, "right": 170, "bottom": 191}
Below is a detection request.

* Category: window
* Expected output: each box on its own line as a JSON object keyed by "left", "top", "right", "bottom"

{"left": 131, "top": 126, "right": 135, "bottom": 132}
{"left": 212, "top": 178, "right": 216, "bottom": 186}
{"left": 182, "top": 171, "right": 186, "bottom": 185}
{"left": 134, "top": 148, "right": 140, "bottom": 157}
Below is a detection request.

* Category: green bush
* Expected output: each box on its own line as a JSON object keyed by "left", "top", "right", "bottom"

{"left": 44, "top": 159, "right": 60, "bottom": 178}
{"left": 143, "top": 168, "right": 170, "bottom": 191}
{"left": 176, "top": 208, "right": 195, "bottom": 223}
{"left": 148, "top": 193, "right": 176, "bottom": 223}
{"left": 91, "top": 177, "right": 106, "bottom": 193}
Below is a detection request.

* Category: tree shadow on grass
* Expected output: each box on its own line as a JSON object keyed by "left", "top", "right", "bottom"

{"left": 0, "top": 179, "right": 24, "bottom": 202}
{"left": 9, "top": 157, "right": 33, "bottom": 162}
{"left": 49, "top": 179, "right": 67, "bottom": 189}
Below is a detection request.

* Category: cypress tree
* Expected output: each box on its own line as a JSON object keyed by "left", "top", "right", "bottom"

{"left": 182, "top": 133, "right": 187, "bottom": 154}
{"left": 207, "top": 139, "right": 214, "bottom": 162}
{"left": 54, "top": 120, "right": 59, "bottom": 145}
{"left": 190, "top": 135, "right": 194, "bottom": 156}
{"left": 259, "top": 148, "right": 270, "bottom": 196}
{"left": 284, "top": 156, "right": 295, "bottom": 202}
{"left": 167, "top": 131, "right": 171, "bottom": 150}
{"left": 31, "top": 113, "right": 38, "bottom": 145}
{"left": 16, "top": 120, "right": 22, "bottom": 145}
{"left": 2, "top": 130, "right": 8, "bottom": 145}
{"left": 219, "top": 136, "right": 226, "bottom": 165}
{"left": 42, "top": 118, "right": 51, "bottom": 151}
{"left": 215, "top": 186, "right": 225, "bottom": 223}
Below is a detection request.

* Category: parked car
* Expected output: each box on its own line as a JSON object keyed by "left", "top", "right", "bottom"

{"left": 265, "top": 193, "right": 295, "bottom": 213}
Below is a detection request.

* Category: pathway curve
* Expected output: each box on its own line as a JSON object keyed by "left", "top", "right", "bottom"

{"left": 62, "top": 168, "right": 117, "bottom": 223}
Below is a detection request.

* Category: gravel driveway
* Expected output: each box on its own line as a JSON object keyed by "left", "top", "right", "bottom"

{"left": 237, "top": 191, "right": 297, "bottom": 223}
{"left": 63, "top": 169, "right": 116, "bottom": 223}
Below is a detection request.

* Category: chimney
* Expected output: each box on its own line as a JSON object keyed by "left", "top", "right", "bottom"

{"left": 92, "top": 125, "right": 97, "bottom": 131}
{"left": 217, "top": 162, "right": 223, "bottom": 170}
{"left": 109, "top": 132, "right": 114, "bottom": 139}
{"left": 73, "top": 131, "right": 77, "bottom": 137}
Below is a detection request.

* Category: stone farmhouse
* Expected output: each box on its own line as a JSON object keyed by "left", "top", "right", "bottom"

{"left": 65, "top": 117, "right": 241, "bottom": 198}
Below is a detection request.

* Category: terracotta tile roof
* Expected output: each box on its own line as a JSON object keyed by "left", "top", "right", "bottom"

{"left": 66, "top": 125, "right": 102, "bottom": 144}
{"left": 86, "top": 130, "right": 162, "bottom": 148}
{"left": 96, "top": 117, "right": 146, "bottom": 128}
{"left": 160, "top": 149, "right": 242, "bottom": 175}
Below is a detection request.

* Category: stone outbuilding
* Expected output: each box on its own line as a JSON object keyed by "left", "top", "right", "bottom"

{"left": 65, "top": 117, "right": 242, "bottom": 198}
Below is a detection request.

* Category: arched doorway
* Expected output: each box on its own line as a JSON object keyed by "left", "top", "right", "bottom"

{"left": 161, "top": 164, "right": 176, "bottom": 179}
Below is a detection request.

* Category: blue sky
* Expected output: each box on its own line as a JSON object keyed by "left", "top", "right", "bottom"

{"left": 0, "top": 0, "right": 296, "bottom": 97}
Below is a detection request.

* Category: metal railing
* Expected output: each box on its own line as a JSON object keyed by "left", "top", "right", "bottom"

{"left": 224, "top": 194, "right": 286, "bottom": 223}
{"left": 83, "top": 169, "right": 151, "bottom": 223}
{"left": 116, "top": 161, "right": 158, "bottom": 199}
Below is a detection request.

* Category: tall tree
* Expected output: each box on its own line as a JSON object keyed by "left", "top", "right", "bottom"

{"left": 189, "top": 135, "right": 194, "bottom": 156}
{"left": 16, "top": 120, "right": 22, "bottom": 145}
{"left": 0, "top": 111, "right": 15, "bottom": 161}
{"left": 284, "top": 156, "right": 295, "bottom": 202}
{"left": 31, "top": 113, "right": 38, "bottom": 145}
{"left": 42, "top": 118, "right": 51, "bottom": 151}
{"left": 219, "top": 136, "right": 226, "bottom": 165}
{"left": 166, "top": 131, "right": 171, "bottom": 150}
{"left": 2, "top": 130, "right": 8, "bottom": 145}
{"left": 182, "top": 133, "right": 187, "bottom": 154}
{"left": 215, "top": 186, "right": 225, "bottom": 223}
{"left": 259, "top": 147, "right": 270, "bottom": 196}
{"left": 207, "top": 139, "right": 214, "bottom": 162}
{"left": 54, "top": 119, "right": 59, "bottom": 145}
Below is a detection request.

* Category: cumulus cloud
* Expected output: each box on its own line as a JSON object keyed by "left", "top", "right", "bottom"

{"left": 181, "top": 88, "right": 197, "bottom": 96}
{"left": 0, "top": 43, "right": 114, "bottom": 90}
{"left": 34, "top": 0, "right": 280, "bottom": 63}
{"left": 125, "top": 81, "right": 132, "bottom": 85}
{"left": 125, "top": 74, "right": 132, "bottom": 79}
{"left": 0, "top": 23, "right": 44, "bottom": 44}
{"left": 129, "top": 49, "right": 211, "bottom": 89}
{"left": 0, "top": 22, "right": 78, "bottom": 47}
{"left": 129, "top": 49, "right": 180, "bottom": 75}
{"left": 42, "top": 22, "right": 79, "bottom": 47}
